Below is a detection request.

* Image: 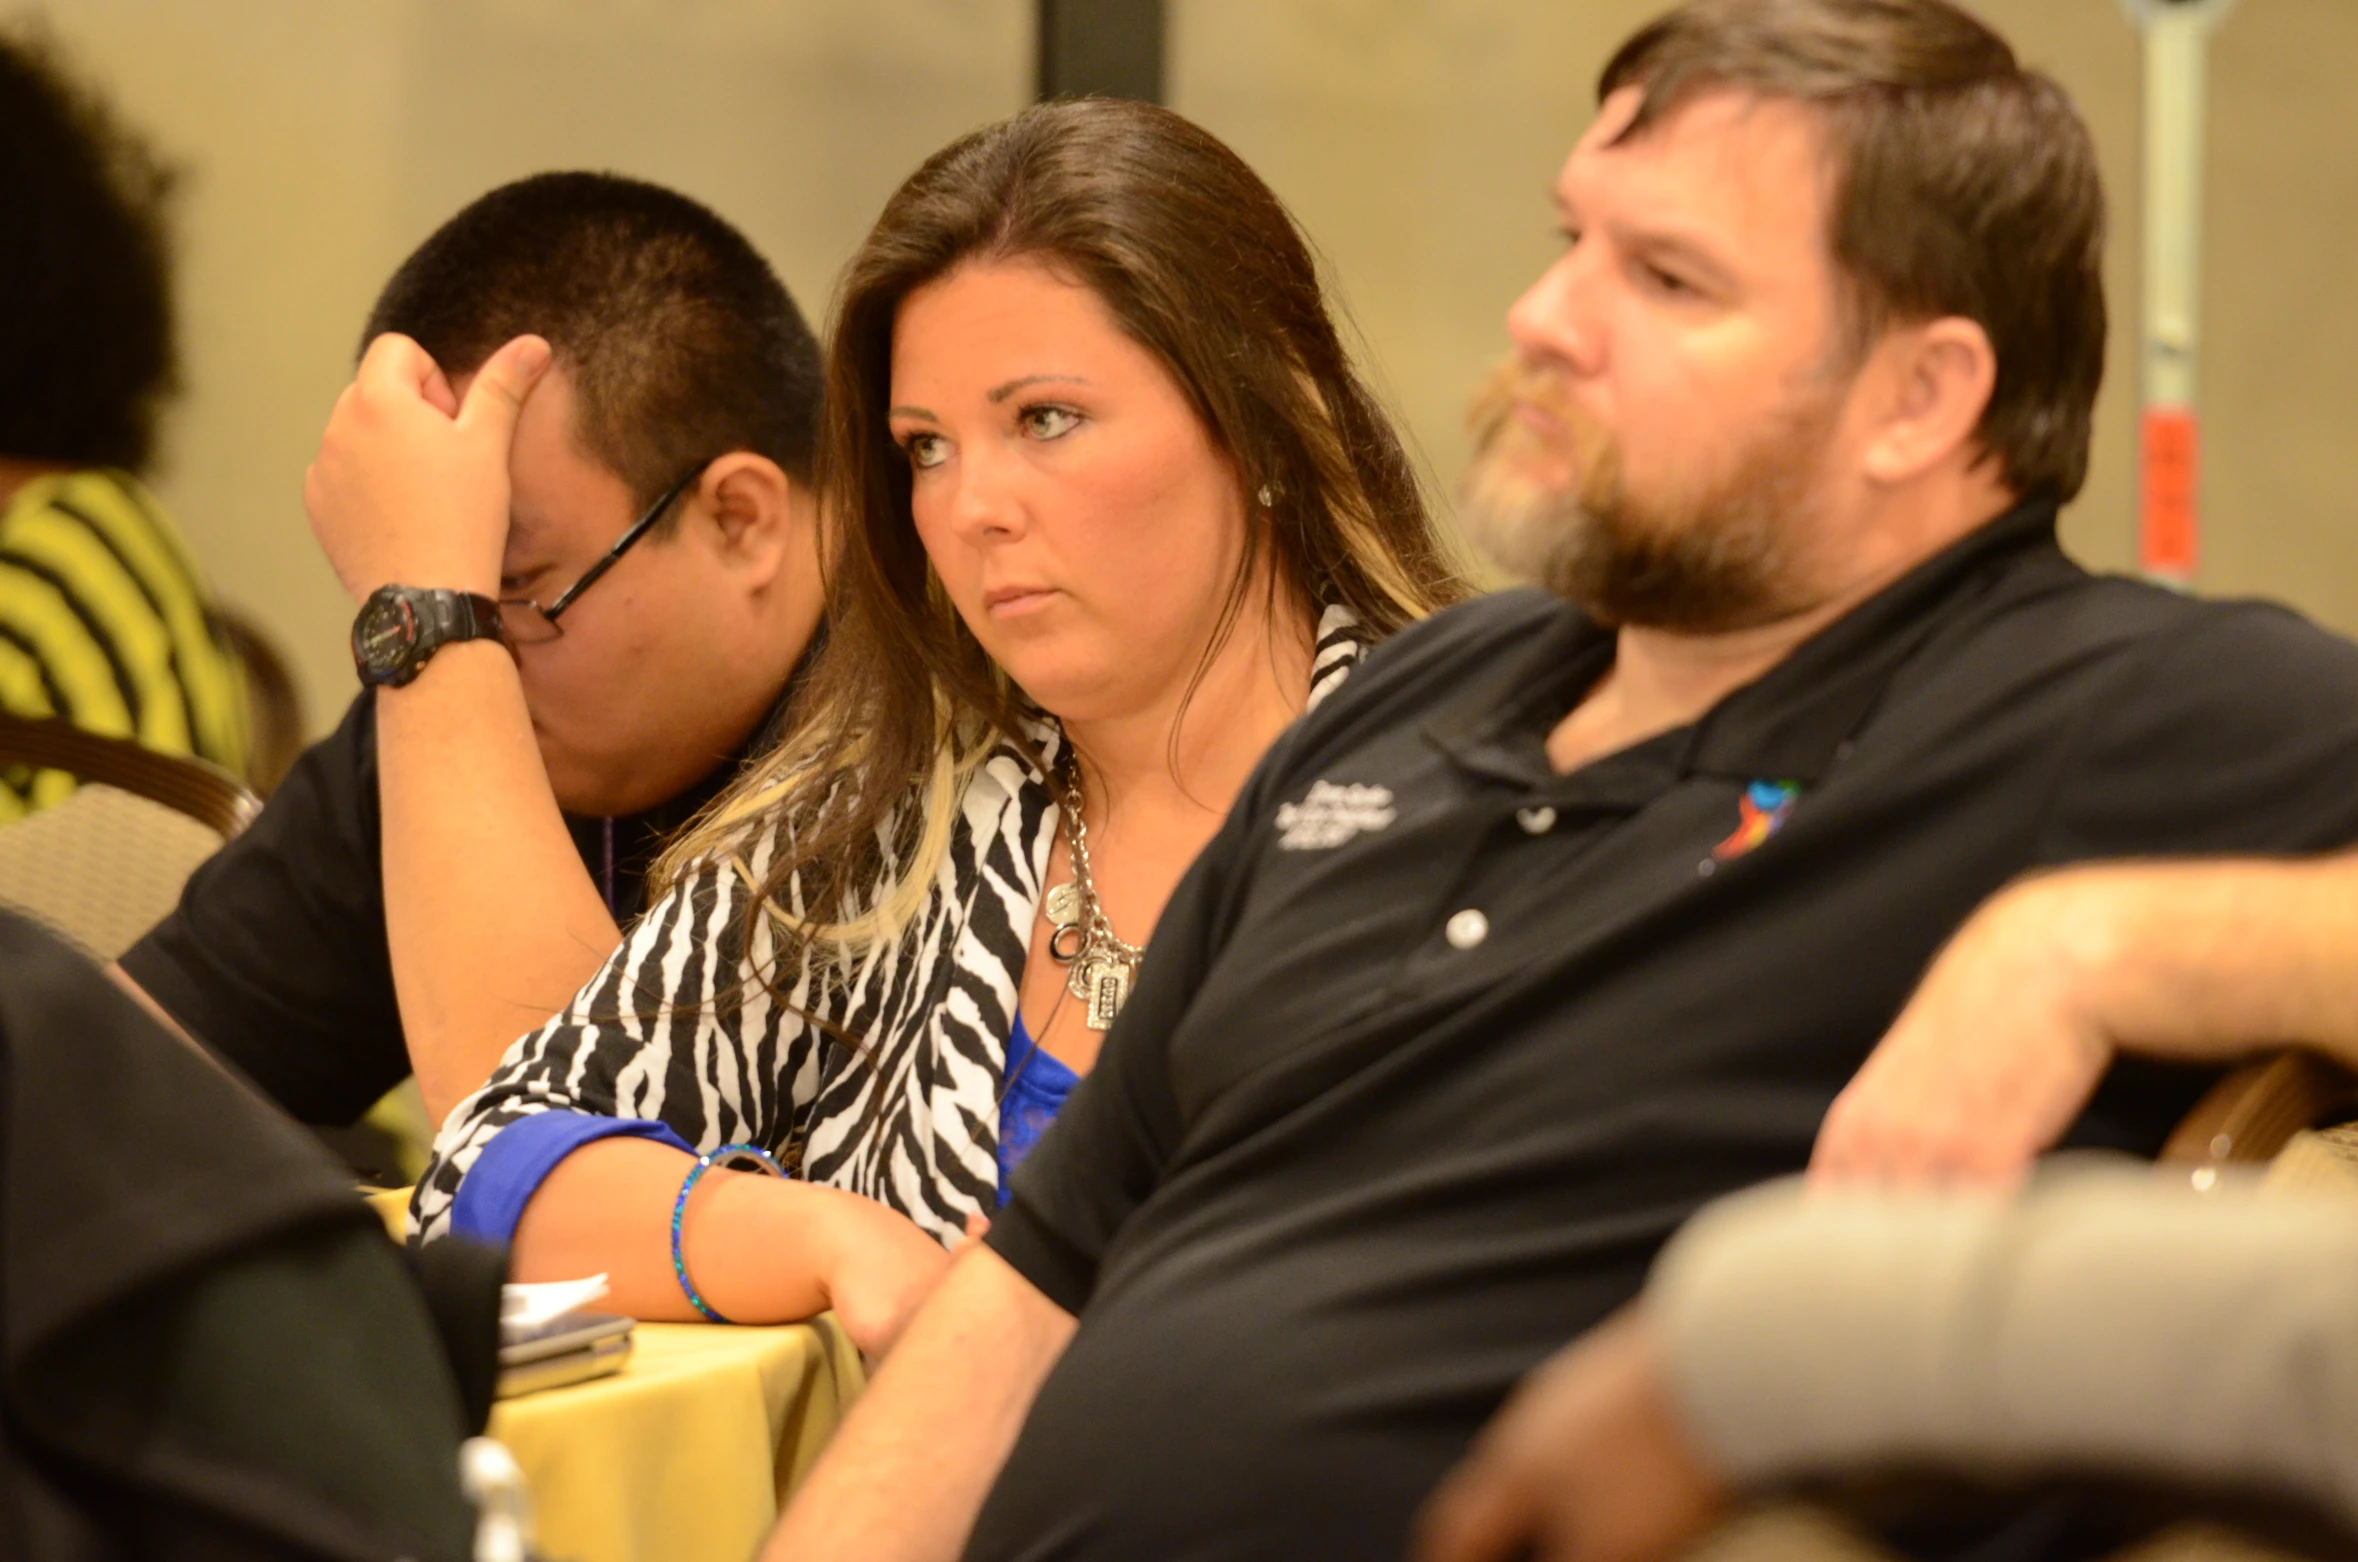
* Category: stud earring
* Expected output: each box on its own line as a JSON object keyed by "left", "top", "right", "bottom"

{"left": 1256, "top": 483, "right": 1276, "bottom": 509}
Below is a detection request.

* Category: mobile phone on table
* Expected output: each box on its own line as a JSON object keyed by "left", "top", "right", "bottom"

{"left": 497, "top": 1309, "right": 634, "bottom": 1398}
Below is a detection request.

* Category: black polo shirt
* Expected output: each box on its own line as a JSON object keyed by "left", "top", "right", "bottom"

{"left": 973, "top": 499, "right": 2358, "bottom": 1562}
{"left": 120, "top": 676, "right": 793, "bottom": 1127}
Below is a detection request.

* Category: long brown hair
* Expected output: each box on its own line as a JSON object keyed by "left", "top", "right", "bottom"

{"left": 658, "top": 97, "right": 1463, "bottom": 973}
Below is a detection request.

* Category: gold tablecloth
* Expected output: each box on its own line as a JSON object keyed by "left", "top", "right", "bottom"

{"left": 494, "top": 1317, "right": 863, "bottom": 1562}
{"left": 365, "top": 1188, "right": 865, "bottom": 1562}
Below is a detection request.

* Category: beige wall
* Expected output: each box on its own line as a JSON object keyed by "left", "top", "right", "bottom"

{"left": 1175, "top": 0, "right": 2358, "bottom": 615}
{"left": 24, "top": 0, "right": 1031, "bottom": 732}
{"left": 22, "top": 0, "right": 2358, "bottom": 734}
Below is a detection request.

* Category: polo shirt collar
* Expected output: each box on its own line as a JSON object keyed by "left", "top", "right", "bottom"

{"left": 1429, "top": 495, "right": 2063, "bottom": 792}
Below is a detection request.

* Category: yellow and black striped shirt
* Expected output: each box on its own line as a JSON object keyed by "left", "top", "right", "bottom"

{"left": 0, "top": 468, "right": 248, "bottom": 818}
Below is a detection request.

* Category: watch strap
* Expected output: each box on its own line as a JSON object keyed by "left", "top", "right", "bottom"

{"left": 355, "top": 586, "right": 506, "bottom": 688}
{"left": 423, "top": 589, "right": 505, "bottom": 650}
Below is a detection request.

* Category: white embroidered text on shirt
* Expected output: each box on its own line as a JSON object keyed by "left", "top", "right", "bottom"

{"left": 1275, "top": 781, "right": 1398, "bottom": 851}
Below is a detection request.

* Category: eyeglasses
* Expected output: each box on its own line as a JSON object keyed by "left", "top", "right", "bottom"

{"left": 497, "top": 460, "right": 713, "bottom": 645}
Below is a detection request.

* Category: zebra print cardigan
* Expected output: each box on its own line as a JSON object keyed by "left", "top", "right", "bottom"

{"left": 415, "top": 608, "right": 1368, "bottom": 1247}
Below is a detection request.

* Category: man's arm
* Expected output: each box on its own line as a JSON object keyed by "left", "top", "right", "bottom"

{"left": 1817, "top": 605, "right": 2358, "bottom": 1187}
{"left": 763, "top": 1244, "right": 1077, "bottom": 1562}
{"left": 373, "top": 644, "right": 619, "bottom": 1124}
{"left": 302, "top": 332, "right": 617, "bottom": 1124}
{"left": 1418, "top": 1172, "right": 2358, "bottom": 1562}
{"left": 1814, "top": 850, "right": 2358, "bottom": 1184}
{"left": 1649, "top": 1173, "right": 2358, "bottom": 1509}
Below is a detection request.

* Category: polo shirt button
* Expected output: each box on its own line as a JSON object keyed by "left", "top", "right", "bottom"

{"left": 1516, "top": 805, "right": 1557, "bottom": 835}
{"left": 1445, "top": 909, "right": 1489, "bottom": 950}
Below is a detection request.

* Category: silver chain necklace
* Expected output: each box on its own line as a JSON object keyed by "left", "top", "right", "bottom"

{"left": 1043, "top": 756, "right": 1145, "bottom": 1031}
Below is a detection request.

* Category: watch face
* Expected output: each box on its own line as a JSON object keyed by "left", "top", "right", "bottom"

{"left": 355, "top": 592, "right": 418, "bottom": 674}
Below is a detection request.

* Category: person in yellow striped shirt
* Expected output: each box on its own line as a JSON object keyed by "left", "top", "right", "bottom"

{"left": 0, "top": 31, "right": 247, "bottom": 818}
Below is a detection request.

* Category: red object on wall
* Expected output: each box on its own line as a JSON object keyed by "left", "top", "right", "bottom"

{"left": 2140, "top": 405, "right": 2200, "bottom": 580}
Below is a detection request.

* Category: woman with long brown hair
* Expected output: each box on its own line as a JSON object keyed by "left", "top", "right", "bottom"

{"left": 415, "top": 97, "right": 1465, "bottom": 1353}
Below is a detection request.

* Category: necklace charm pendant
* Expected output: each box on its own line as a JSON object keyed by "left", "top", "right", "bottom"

{"left": 1065, "top": 954, "right": 1099, "bottom": 1007}
{"left": 1066, "top": 951, "right": 1134, "bottom": 1029}
{"left": 1083, "top": 959, "right": 1131, "bottom": 1031}
{"left": 1049, "top": 749, "right": 1144, "bottom": 1031}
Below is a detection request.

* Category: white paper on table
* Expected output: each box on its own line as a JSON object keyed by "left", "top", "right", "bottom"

{"left": 501, "top": 1275, "right": 610, "bottom": 1331}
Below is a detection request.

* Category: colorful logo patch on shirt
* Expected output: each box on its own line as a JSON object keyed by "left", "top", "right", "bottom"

{"left": 1713, "top": 779, "right": 1801, "bottom": 860}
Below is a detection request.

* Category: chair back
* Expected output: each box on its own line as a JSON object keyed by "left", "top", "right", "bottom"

{"left": 2161, "top": 1049, "right": 2358, "bottom": 1171}
{"left": 2159, "top": 1046, "right": 2358, "bottom": 1213}
{"left": 0, "top": 711, "right": 258, "bottom": 959}
{"left": 214, "top": 606, "right": 308, "bottom": 795}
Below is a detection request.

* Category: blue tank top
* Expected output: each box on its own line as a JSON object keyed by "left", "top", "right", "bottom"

{"left": 997, "top": 1011, "right": 1078, "bottom": 1207}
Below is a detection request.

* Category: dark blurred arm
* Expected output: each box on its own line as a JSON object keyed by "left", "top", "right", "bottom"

{"left": 1419, "top": 1170, "right": 2358, "bottom": 1562}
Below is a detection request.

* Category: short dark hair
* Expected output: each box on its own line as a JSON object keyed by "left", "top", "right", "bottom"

{"left": 0, "top": 28, "right": 178, "bottom": 472}
{"left": 364, "top": 172, "right": 822, "bottom": 509}
{"left": 1603, "top": 0, "right": 2108, "bottom": 503}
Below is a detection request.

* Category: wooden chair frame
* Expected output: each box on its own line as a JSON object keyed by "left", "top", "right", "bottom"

{"left": 213, "top": 607, "right": 308, "bottom": 797}
{"left": 0, "top": 710, "right": 259, "bottom": 840}
{"left": 2161, "top": 1048, "right": 2358, "bottom": 1171}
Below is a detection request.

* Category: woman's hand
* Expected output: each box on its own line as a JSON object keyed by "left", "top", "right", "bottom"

{"left": 812, "top": 1191, "right": 958, "bottom": 1357}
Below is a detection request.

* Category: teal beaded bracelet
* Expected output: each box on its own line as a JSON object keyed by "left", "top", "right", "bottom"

{"left": 670, "top": 1143, "right": 787, "bottom": 1323}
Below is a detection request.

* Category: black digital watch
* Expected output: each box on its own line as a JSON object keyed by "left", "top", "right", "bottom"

{"left": 351, "top": 585, "right": 506, "bottom": 688}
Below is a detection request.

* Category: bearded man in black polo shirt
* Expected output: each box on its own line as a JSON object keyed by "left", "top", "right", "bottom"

{"left": 768, "top": 3, "right": 2358, "bottom": 1560}
{"left": 115, "top": 174, "right": 826, "bottom": 1132}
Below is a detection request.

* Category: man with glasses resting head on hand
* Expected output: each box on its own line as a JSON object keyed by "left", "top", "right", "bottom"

{"left": 114, "top": 173, "right": 827, "bottom": 1134}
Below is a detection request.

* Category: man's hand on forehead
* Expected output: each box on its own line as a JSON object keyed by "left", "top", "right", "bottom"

{"left": 420, "top": 356, "right": 460, "bottom": 419}
{"left": 303, "top": 332, "right": 551, "bottom": 606}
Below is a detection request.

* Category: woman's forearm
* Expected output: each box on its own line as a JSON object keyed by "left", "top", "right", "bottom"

{"left": 511, "top": 1138, "right": 953, "bottom": 1352}
{"left": 512, "top": 1137, "right": 834, "bottom": 1321}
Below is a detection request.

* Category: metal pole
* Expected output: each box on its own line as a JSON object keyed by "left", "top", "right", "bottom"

{"left": 1037, "top": 0, "right": 1166, "bottom": 104}
{"left": 2124, "top": 0, "right": 2234, "bottom": 585}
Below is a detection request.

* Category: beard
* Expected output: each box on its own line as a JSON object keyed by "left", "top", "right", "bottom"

{"left": 1459, "top": 362, "right": 1841, "bottom": 633}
